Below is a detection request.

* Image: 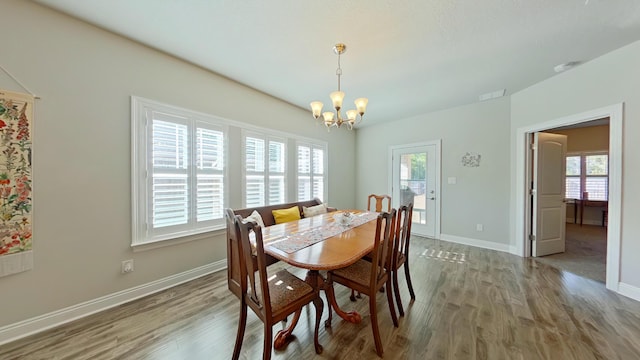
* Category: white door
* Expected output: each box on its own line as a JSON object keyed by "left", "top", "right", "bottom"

{"left": 532, "top": 133, "right": 567, "bottom": 257}
{"left": 390, "top": 142, "right": 439, "bottom": 238}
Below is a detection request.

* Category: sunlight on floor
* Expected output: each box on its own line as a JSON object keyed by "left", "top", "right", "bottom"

{"left": 420, "top": 248, "right": 466, "bottom": 264}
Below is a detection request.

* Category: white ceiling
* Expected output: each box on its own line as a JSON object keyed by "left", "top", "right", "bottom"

{"left": 33, "top": 0, "right": 640, "bottom": 127}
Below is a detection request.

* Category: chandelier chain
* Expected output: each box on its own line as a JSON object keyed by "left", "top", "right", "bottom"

{"left": 336, "top": 52, "right": 342, "bottom": 91}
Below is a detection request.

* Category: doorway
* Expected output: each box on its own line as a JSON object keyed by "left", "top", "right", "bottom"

{"left": 515, "top": 103, "right": 622, "bottom": 291}
{"left": 389, "top": 141, "right": 441, "bottom": 238}
{"left": 531, "top": 121, "right": 609, "bottom": 283}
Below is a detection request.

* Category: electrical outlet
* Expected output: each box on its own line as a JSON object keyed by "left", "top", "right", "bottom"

{"left": 121, "top": 259, "right": 134, "bottom": 274}
{"left": 476, "top": 224, "right": 484, "bottom": 231}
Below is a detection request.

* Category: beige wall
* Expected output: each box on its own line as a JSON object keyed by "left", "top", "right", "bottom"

{"left": 0, "top": 0, "right": 356, "bottom": 328}
{"left": 511, "top": 40, "right": 640, "bottom": 288}
{"left": 548, "top": 124, "right": 609, "bottom": 153}
{"left": 355, "top": 97, "right": 511, "bottom": 247}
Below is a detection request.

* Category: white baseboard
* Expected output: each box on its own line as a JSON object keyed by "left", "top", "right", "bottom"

{"left": 439, "top": 233, "right": 511, "bottom": 253}
{"left": 0, "top": 259, "right": 226, "bottom": 346}
{"left": 618, "top": 282, "right": 640, "bottom": 302}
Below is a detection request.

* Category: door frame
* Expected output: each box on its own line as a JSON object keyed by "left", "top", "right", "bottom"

{"left": 388, "top": 140, "right": 442, "bottom": 239}
{"left": 515, "top": 103, "right": 622, "bottom": 291}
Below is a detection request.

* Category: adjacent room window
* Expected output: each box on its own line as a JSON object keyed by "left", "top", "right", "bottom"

{"left": 132, "top": 97, "right": 226, "bottom": 245}
{"left": 297, "top": 143, "right": 327, "bottom": 202}
{"left": 243, "top": 133, "right": 286, "bottom": 207}
{"left": 565, "top": 153, "right": 608, "bottom": 201}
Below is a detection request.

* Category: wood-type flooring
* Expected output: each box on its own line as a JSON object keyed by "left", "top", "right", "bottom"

{"left": 2, "top": 235, "right": 640, "bottom": 359}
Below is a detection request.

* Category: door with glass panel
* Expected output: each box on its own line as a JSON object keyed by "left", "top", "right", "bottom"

{"left": 390, "top": 142, "right": 439, "bottom": 238}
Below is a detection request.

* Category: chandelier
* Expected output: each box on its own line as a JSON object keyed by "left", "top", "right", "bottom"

{"left": 310, "top": 43, "right": 368, "bottom": 131}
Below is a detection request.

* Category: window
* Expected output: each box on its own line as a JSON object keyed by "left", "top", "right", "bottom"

{"left": 565, "top": 153, "right": 608, "bottom": 201}
{"left": 243, "top": 133, "right": 286, "bottom": 207}
{"left": 133, "top": 97, "right": 329, "bottom": 246}
{"left": 132, "top": 97, "right": 226, "bottom": 245}
{"left": 297, "top": 143, "right": 327, "bottom": 202}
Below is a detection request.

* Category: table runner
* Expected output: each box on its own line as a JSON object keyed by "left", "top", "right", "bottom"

{"left": 269, "top": 211, "right": 379, "bottom": 254}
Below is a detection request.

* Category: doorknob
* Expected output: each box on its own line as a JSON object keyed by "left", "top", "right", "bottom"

{"left": 429, "top": 197, "right": 435, "bottom": 200}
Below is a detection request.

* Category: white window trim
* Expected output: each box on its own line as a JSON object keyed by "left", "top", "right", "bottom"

{"left": 131, "top": 96, "right": 229, "bottom": 246}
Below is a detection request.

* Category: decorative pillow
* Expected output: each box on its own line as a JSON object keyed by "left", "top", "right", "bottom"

{"left": 303, "top": 203, "right": 328, "bottom": 218}
{"left": 272, "top": 205, "right": 301, "bottom": 224}
{"left": 242, "top": 210, "right": 266, "bottom": 229}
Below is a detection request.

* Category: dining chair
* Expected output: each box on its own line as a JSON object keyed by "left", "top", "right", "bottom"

{"left": 391, "top": 203, "right": 416, "bottom": 316}
{"left": 325, "top": 210, "right": 398, "bottom": 357}
{"left": 232, "top": 215, "right": 323, "bottom": 360}
{"left": 367, "top": 194, "right": 392, "bottom": 212}
{"left": 348, "top": 194, "right": 392, "bottom": 301}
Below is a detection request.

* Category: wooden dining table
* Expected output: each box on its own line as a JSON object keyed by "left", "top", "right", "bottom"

{"left": 260, "top": 209, "right": 380, "bottom": 348}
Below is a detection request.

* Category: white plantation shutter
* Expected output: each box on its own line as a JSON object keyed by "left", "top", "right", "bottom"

{"left": 132, "top": 97, "right": 226, "bottom": 245}
{"left": 297, "top": 145, "right": 311, "bottom": 201}
{"left": 245, "top": 137, "right": 266, "bottom": 207}
{"left": 268, "top": 141, "right": 286, "bottom": 204}
{"left": 152, "top": 117, "right": 189, "bottom": 228}
{"left": 244, "top": 134, "right": 286, "bottom": 207}
{"left": 297, "top": 143, "right": 326, "bottom": 202}
{"left": 196, "top": 126, "right": 224, "bottom": 221}
{"left": 312, "top": 147, "right": 324, "bottom": 201}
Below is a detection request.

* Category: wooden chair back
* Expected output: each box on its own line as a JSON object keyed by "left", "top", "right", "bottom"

{"left": 393, "top": 203, "right": 413, "bottom": 269}
{"left": 235, "top": 215, "right": 273, "bottom": 318}
{"left": 368, "top": 194, "right": 391, "bottom": 212}
{"left": 369, "top": 209, "right": 397, "bottom": 288}
{"left": 226, "top": 208, "right": 244, "bottom": 298}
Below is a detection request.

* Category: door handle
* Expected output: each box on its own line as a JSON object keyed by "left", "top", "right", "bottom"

{"left": 429, "top": 197, "right": 435, "bottom": 200}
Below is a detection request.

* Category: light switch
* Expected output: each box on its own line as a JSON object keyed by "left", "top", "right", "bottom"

{"left": 448, "top": 177, "right": 457, "bottom": 184}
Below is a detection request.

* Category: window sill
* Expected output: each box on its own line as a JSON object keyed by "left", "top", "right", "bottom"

{"left": 132, "top": 225, "right": 226, "bottom": 252}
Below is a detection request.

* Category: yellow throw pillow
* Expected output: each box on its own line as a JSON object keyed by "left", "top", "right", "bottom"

{"left": 272, "top": 205, "right": 301, "bottom": 224}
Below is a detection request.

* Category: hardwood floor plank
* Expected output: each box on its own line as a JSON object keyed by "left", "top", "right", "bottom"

{"left": 2, "top": 236, "right": 640, "bottom": 359}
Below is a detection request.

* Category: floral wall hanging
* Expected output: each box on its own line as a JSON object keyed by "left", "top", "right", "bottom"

{"left": 0, "top": 89, "right": 33, "bottom": 277}
{"left": 462, "top": 152, "right": 481, "bottom": 167}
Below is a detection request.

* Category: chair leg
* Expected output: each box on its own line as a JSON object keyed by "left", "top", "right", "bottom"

{"left": 232, "top": 301, "right": 247, "bottom": 360}
{"left": 386, "top": 278, "right": 398, "bottom": 327}
{"left": 263, "top": 324, "right": 273, "bottom": 360}
{"left": 392, "top": 268, "right": 404, "bottom": 317}
{"left": 312, "top": 296, "right": 324, "bottom": 354}
{"left": 324, "top": 283, "right": 334, "bottom": 328}
{"left": 369, "top": 294, "right": 384, "bottom": 357}
{"left": 274, "top": 309, "right": 301, "bottom": 350}
{"left": 404, "top": 261, "right": 416, "bottom": 300}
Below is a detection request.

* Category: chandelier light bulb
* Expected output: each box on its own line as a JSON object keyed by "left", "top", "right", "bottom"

{"left": 330, "top": 91, "right": 345, "bottom": 110}
{"left": 354, "top": 98, "right": 368, "bottom": 116}
{"left": 310, "top": 101, "right": 323, "bottom": 119}
{"left": 346, "top": 109, "right": 357, "bottom": 122}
